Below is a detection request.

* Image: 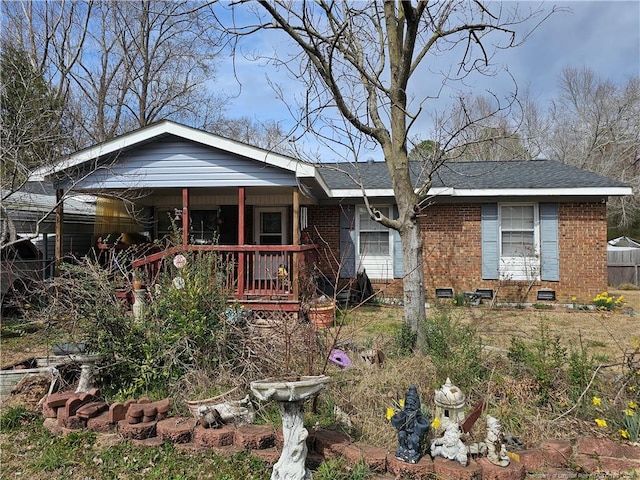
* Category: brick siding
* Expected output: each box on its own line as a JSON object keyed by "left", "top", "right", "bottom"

{"left": 309, "top": 202, "right": 608, "bottom": 304}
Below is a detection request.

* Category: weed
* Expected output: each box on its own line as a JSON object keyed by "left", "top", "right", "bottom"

{"left": 393, "top": 321, "right": 417, "bottom": 356}
{"left": 0, "top": 405, "right": 37, "bottom": 432}
{"left": 419, "top": 307, "right": 486, "bottom": 387}
{"left": 507, "top": 320, "right": 567, "bottom": 405}
{"left": 532, "top": 303, "right": 553, "bottom": 310}
{"left": 314, "top": 457, "right": 372, "bottom": 480}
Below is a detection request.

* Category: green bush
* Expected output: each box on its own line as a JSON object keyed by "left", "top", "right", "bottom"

{"left": 394, "top": 321, "right": 417, "bottom": 356}
{"left": 419, "top": 307, "right": 486, "bottom": 387}
{"left": 50, "top": 252, "right": 232, "bottom": 399}
{"left": 507, "top": 320, "right": 567, "bottom": 405}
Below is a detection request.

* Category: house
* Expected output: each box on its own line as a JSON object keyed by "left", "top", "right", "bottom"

{"left": 35, "top": 120, "right": 632, "bottom": 315}
{"left": 1, "top": 182, "right": 96, "bottom": 311}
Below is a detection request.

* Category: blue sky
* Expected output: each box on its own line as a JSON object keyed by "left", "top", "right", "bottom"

{"left": 215, "top": 1, "right": 640, "bottom": 159}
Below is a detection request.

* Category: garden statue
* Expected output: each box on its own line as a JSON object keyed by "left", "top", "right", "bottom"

{"left": 431, "top": 420, "right": 468, "bottom": 466}
{"left": 390, "top": 385, "right": 431, "bottom": 464}
{"left": 433, "top": 377, "right": 466, "bottom": 434}
{"left": 485, "top": 415, "right": 510, "bottom": 466}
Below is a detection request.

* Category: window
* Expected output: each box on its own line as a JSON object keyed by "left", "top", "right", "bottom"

{"left": 482, "top": 203, "right": 558, "bottom": 282}
{"left": 499, "top": 204, "right": 539, "bottom": 280}
{"left": 359, "top": 207, "right": 390, "bottom": 255}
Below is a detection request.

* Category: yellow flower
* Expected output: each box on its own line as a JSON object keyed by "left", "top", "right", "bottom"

{"left": 623, "top": 409, "right": 634, "bottom": 417}
{"left": 572, "top": 296, "right": 577, "bottom": 302}
{"left": 386, "top": 407, "right": 395, "bottom": 421}
{"left": 431, "top": 417, "right": 441, "bottom": 429}
{"left": 592, "top": 396, "right": 602, "bottom": 406}
{"left": 628, "top": 401, "right": 638, "bottom": 410}
{"left": 594, "top": 418, "right": 608, "bottom": 427}
{"left": 399, "top": 399, "right": 405, "bottom": 408}
{"left": 629, "top": 386, "right": 636, "bottom": 392}
{"left": 620, "top": 429, "right": 630, "bottom": 439}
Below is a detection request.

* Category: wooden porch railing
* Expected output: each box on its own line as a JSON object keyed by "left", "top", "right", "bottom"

{"left": 130, "top": 244, "right": 318, "bottom": 306}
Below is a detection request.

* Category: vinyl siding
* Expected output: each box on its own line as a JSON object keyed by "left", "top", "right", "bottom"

{"left": 64, "top": 138, "right": 299, "bottom": 190}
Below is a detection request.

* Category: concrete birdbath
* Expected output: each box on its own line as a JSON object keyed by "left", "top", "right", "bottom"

{"left": 69, "top": 354, "right": 103, "bottom": 393}
{"left": 250, "top": 375, "right": 331, "bottom": 480}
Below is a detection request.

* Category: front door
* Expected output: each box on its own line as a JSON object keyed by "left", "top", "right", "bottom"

{"left": 254, "top": 207, "right": 287, "bottom": 281}
{"left": 255, "top": 207, "right": 287, "bottom": 245}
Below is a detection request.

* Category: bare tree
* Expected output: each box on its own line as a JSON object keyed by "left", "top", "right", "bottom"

{"left": 543, "top": 66, "right": 640, "bottom": 232}
{"left": 2, "top": 1, "right": 227, "bottom": 147}
{"left": 219, "top": 1, "right": 556, "bottom": 345}
{"left": 443, "top": 93, "right": 534, "bottom": 161}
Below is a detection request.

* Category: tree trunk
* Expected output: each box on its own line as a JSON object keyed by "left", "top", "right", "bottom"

{"left": 400, "top": 218, "right": 426, "bottom": 349}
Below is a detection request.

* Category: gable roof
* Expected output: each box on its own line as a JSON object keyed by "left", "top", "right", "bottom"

{"left": 32, "top": 120, "right": 631, "bottom": 199}
{"left": 320, "top": 159, "right": 632, "bottom": 198}
{"left": 32, "top": 120, "right": 316, "bottom": 182}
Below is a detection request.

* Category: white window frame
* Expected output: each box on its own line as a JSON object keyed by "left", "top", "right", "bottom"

{"left": 356, "top": 206, "right": 393, "bottom": 279}
{"left": 499, "top": 203, "right": 540, "bottom": 281}
{"left": 254, "top": 207, "right": 287, "bottom": 246}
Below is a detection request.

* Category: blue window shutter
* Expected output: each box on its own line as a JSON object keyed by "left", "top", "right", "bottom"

{"left": 540, "top": 203, "right": 559, "bottom": 281}
{"left": 392, "top": 205, "right": 403, "bottom": 278}
{"left": 481, "top": 204, "right": 499, "bottom": 280}
{"left": 339, "top": 205, "right": 356, "bottom": 278}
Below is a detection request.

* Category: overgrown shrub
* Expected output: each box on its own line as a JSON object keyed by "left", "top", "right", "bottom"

{"left": 418, "top": 307, "right": 486, "bottom": 388}
{"left": 507, "top": 320, "right": 567, "bottom": 405}
{"left": 43, "top": 252, "right": 233, "bottom": 399}
{"left": 393, "top": 322, "right": 417, "bottom": 356}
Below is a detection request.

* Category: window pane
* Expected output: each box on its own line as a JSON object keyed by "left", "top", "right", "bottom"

{"left": 502, "top": 231, "right": 535, "bottom": 256}
{"left": 359, "top": 207, "right": 389, "bottom": 232}
{"left": 502, "top": 206, "right": 534, "bottom": 230}
{"left": 360, "top": 231, "right": 389, "bottom": 255}
{"left": 261, "top": 212, "right": 282, "bottom": 234}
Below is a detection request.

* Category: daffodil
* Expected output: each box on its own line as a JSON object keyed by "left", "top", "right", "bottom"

{"left": 592, "top": 396, "right": 602, "bottom": 406}
{"left": 431, "top": 417, "right": 441, "bottom": 429}
{"left": 595, "top": 418, "right": 607, "bottom": 427}
{"left": 623, "top": 409, "right": 634, "bottom": 417}
{"left": 620, "top": 429, "right": 630, "bottom": 439}
{"left": 386, "top": 407, "right": 395, "bottom": 421}
{"left": 628, "top": 401, "right": 637, "bottom": 410}
{"left": 399, "top": 399, "right": 405, "bottom": 408}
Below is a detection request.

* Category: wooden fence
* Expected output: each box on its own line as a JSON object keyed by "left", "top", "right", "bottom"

{"left": 608, "top": 248, "right": 640, "bottom": 287}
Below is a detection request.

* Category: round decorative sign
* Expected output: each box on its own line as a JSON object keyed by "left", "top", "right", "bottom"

{"left": 173, "top": 277, "right": 186, "bottom": 289}
{"left": 173, "top": 254, "right": 187, "bottom": 269}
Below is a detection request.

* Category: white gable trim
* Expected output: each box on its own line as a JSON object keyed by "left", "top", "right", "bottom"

{"left": 32, "top": 120, "right": 316, "bottom": 181}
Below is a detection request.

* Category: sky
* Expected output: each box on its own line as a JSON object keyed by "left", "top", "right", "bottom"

{"left": 214, "top": 1, "right": 640, "bottom": 160}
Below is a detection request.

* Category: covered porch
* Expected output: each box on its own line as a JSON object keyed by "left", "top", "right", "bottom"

{"left": 88, "top": 185, "right": 319, "bottom": 313}
{"left": 40, "top": 121, "right": 331, "bottom": 315}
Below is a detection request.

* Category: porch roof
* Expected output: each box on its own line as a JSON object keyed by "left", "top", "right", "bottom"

{"left": 32, "top": 120, "right": 317, "bottom": 183}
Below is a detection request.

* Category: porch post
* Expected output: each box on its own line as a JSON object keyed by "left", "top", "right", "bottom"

{"left": 292, "top": 189, "right": 300, "bottom": 300}
{"left": 54, "top": 189, "right": 64, "bottom": 275}
{"left": 237, "top": 187, "right": 245, "bottom": 297}
{"left": 293, "top": 189, "right": 300, "bottom": 246}
{"left": 181, "top": 188, "right": 189, "bottom": 245}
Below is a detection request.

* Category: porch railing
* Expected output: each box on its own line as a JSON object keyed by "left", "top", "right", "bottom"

{"left": 130, "top": 244, "right": 318, "bottom": 305}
